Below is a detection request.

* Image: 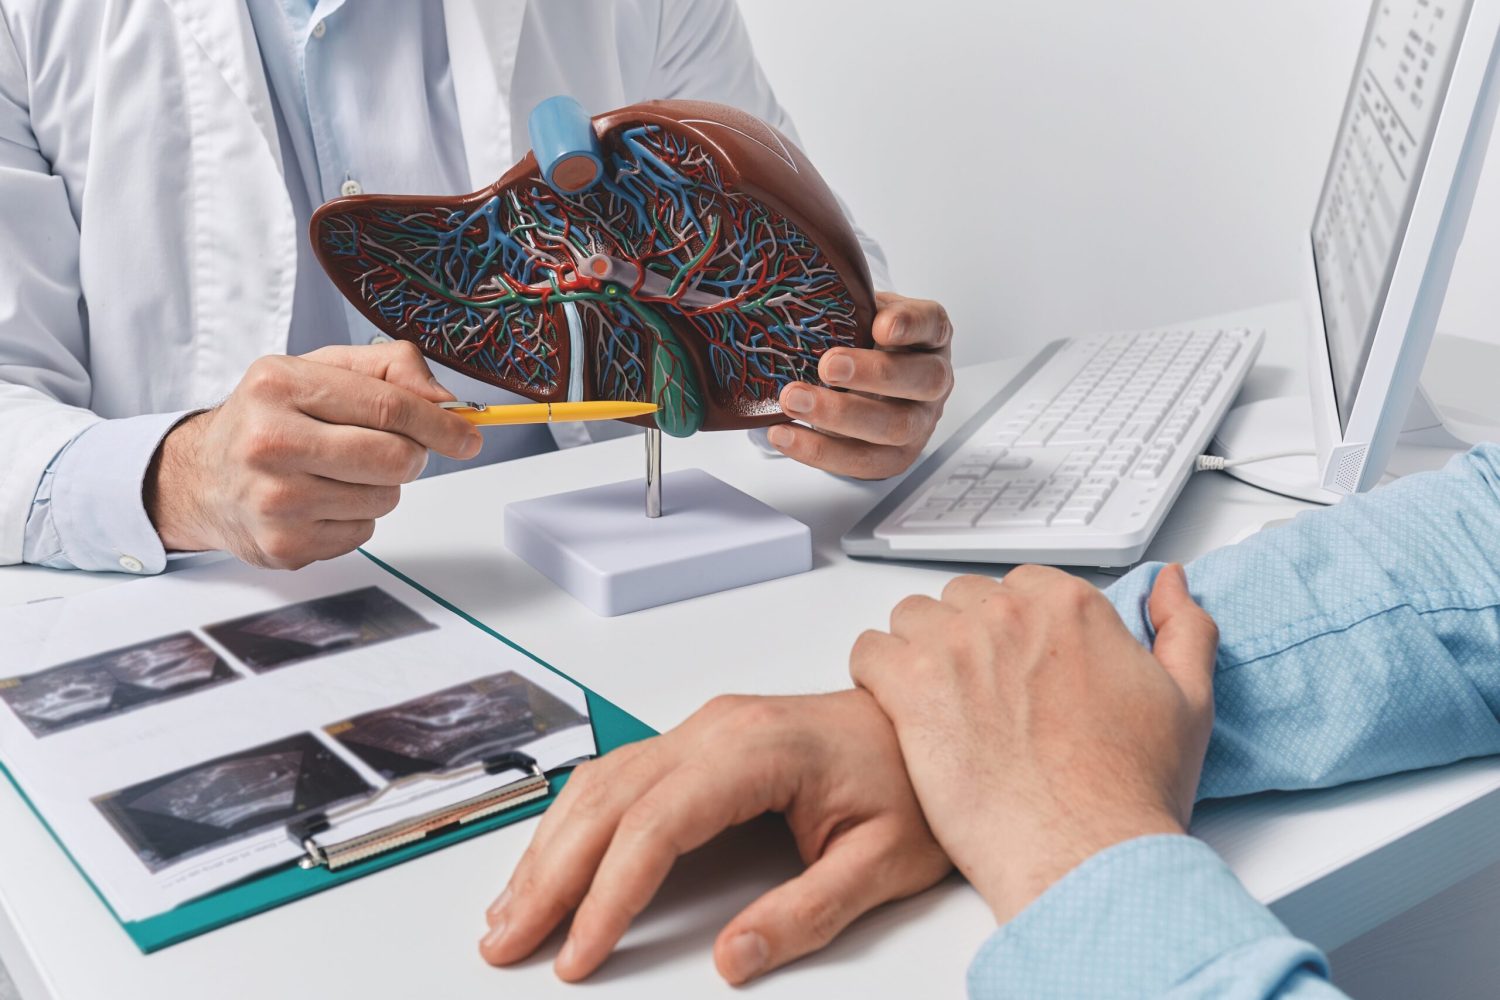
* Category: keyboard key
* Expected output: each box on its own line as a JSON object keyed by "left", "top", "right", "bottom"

{"left": 953, "top": 498, "right": 993, "bottom": 512}
{"left": 1116, "top": 420, "right": 1158, "bottom": 444}
{"left": 952, "top": 464, "right": 991, "bottom": 479}
{"left": 1132, "top": 457, "right": 1168, "bottom": 480}
{"left": 990, "top": 455, "right": 1034, "bottom": 470}
{"left": 1016, "top": 419, "right": 1061, "bottom": 447}
{"left": 921, "top": 482, "right": 971, "bottom": 505}
{"left": 965, "top": 487, "right": 1002, "bottom": 500}
{"left": 903, "top": 509, "right": 980, "bottom": 528}
{"left": 1050, "top": 429, "right": 1108, "bottom": 447}
{"left": 911, "top": 498, "right": 955, "bottom": 513}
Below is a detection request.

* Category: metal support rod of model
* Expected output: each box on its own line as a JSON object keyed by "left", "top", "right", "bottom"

{"left": 645, "top": 427, "right": 662, "bottom": 518}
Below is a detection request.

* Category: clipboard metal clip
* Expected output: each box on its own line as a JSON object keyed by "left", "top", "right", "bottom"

{"left": 289, "top": 751, "right": 549, "bottom": 872}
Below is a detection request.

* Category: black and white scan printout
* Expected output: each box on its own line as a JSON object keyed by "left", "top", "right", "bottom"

{"left": 0, "top": 554, "right": 595, "bottom": 922}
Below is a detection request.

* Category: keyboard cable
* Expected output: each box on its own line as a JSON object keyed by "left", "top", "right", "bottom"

{"left": 1195, "top": 451, "right": 1315, "bottom": 472}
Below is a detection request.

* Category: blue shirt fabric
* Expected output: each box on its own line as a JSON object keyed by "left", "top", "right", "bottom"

{"left": 22, "top": 0, "right": 554, "bottom": 572}
{"left": 968, "top": 442, "right": 1500, "bottom": 997}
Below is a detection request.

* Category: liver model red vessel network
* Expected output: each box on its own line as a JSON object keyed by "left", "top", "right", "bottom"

{"left": 312, "top": 97, "right": 876, "bottom": 437}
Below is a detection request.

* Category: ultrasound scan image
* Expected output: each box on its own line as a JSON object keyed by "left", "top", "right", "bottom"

{"left": 0, "top": 633, "right": 237, "bottom": 738}
{"left": 204, "top": 587, "right": 435, "bottom": 673}
{"left": 327, "top": 672, "right": 588, "bottom": 780}
{"left": 93, "top": 733, "right": 372, "bottom": 872}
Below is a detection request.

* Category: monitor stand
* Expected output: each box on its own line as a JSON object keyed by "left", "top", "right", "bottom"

{"left": 1212, "top": 384, "right": 1479, "bottom": 506}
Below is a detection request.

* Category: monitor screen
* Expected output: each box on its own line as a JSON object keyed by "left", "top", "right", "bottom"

{"left": 1311, "top": 0, "right": 1475, "bottom": 430}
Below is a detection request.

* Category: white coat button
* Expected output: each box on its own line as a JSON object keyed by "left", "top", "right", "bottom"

{"left": 312, "top": 19, "right": 327, "bottom": 38}
{"left": 340, "top": 179, "right": 363, "bottom": 197}
{"left": 118, "top": 554, "right": 144, "bottom": 574}
{"left": 369, "top": 333, "right": 393, "bottom": 345}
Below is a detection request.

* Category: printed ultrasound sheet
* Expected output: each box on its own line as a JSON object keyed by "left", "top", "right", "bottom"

{"left": 0, "top": 554, "right": 595, "bottom": 922}
{"left": 0, "top": 632, "right": 236, "bottom": 737}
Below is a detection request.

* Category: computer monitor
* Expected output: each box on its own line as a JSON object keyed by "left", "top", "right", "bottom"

{"left": 1219, "top": 0, "right": 1500, "bottom": 502}
{"left": 1304, "top": 0, "right": 1500, "bottom": 494}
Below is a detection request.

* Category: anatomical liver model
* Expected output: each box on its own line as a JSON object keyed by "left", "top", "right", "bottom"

{"left": 312, "top": 97, "right": 876, "bottom": 437}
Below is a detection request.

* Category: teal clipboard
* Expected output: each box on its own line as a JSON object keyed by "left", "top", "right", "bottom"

{"left": 0, "top": 550, "right": 657, "bottom": 954}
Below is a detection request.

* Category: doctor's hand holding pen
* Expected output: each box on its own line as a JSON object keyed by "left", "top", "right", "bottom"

{"left": 144, "top": 340, "right": 482, "bottom": 570}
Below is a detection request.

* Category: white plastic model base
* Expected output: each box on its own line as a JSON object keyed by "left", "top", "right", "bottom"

{"left": 504, "top": 468, "right": 812, "bottom": 617}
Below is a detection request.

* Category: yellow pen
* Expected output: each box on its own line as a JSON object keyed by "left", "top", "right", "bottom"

{"left": 438, "top": 400, "right": 659, "bottom": 426}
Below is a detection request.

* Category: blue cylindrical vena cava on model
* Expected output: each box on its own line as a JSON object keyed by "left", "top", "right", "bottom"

{"left": 528, "top": 96, "right": 604, "bottom": 195}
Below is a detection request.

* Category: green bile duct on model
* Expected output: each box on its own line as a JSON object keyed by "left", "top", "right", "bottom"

{"left": 311, "top": 96, "right": 863, "bottom": 438}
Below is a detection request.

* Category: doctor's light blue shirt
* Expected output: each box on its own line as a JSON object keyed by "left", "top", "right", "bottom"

{"left": 22, "top": 0, "right": 554, "bottom": 573}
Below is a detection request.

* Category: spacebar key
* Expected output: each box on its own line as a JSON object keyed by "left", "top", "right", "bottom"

{"left": 902, "top": 510, "right": 980, "bottom": 529}
{"left": 978, "top": 508, "right": 1053, "bottom": 528}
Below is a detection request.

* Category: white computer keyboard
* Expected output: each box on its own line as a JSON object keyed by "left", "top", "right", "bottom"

{"left": 842, "top": 327, "right": 1263, "bottom": 567}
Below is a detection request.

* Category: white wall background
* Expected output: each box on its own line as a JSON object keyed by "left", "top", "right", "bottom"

{"left": 739, "top": 0, "right": 1500, "bottom": 368}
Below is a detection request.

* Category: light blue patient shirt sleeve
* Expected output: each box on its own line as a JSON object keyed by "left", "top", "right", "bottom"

{"left": 970, "top": 443, "right": 1500, "bottom": 997}
{"left": 22, "top": 411, "right": 192, "bottom": 573}
{"left": 967, "top": 836, "right": 1338, "bottom": 1000}
{"left": 1109, "top": 441, "right": 1500, "bottom": 799}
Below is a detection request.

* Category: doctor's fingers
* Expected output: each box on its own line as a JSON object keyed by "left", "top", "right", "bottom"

{"left": 872, "top": 292, "right": 954, "bottom": 352}
{"left": 269, "top": 422, "right": 432, "bottom": 486}
{"left": 242, "top": 517, "right": 376, "bottom": 571}
{"left": 816, "top": 346, "right": 953, "bottom": 403}
{"left": 244, "top": 475, "right": 402, "bottom": 525}
{"left": 780, "top": 382, "right": 938, "bottom": 449}
{"left": 301, "top": 340, "right": 456, "bottom": 403}
{"left": 765, "top": 422, "right": 919, "bottom": 480}
{"left": 240, "top": 355, "right": 480, "bottom": 459}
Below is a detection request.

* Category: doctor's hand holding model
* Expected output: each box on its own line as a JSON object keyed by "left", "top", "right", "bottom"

{"left": 488, "top": 444, "right": 1500, "bottom": 996}
{"left": 0, "top": 0, "right": 951, "bottom": 574}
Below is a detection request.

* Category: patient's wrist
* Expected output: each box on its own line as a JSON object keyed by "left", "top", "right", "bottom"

{"left": 975, "top": 808, "right": 1186, "bottom": 925}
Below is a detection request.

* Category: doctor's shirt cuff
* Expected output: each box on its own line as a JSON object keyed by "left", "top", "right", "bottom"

{"left": 22, "top": 411, "right": 193, "bottom": 574}
{"left": 966, "top": 835, "right": 1331, "bottom": 999}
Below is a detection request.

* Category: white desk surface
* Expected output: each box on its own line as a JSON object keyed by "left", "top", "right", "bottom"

{"left": 3, "top": 300, "right": 1499, "bottom": 999}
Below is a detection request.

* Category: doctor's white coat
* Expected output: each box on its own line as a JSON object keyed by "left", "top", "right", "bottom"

{"left": 0, "top": 0, "right": 888, "bottom": 565}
